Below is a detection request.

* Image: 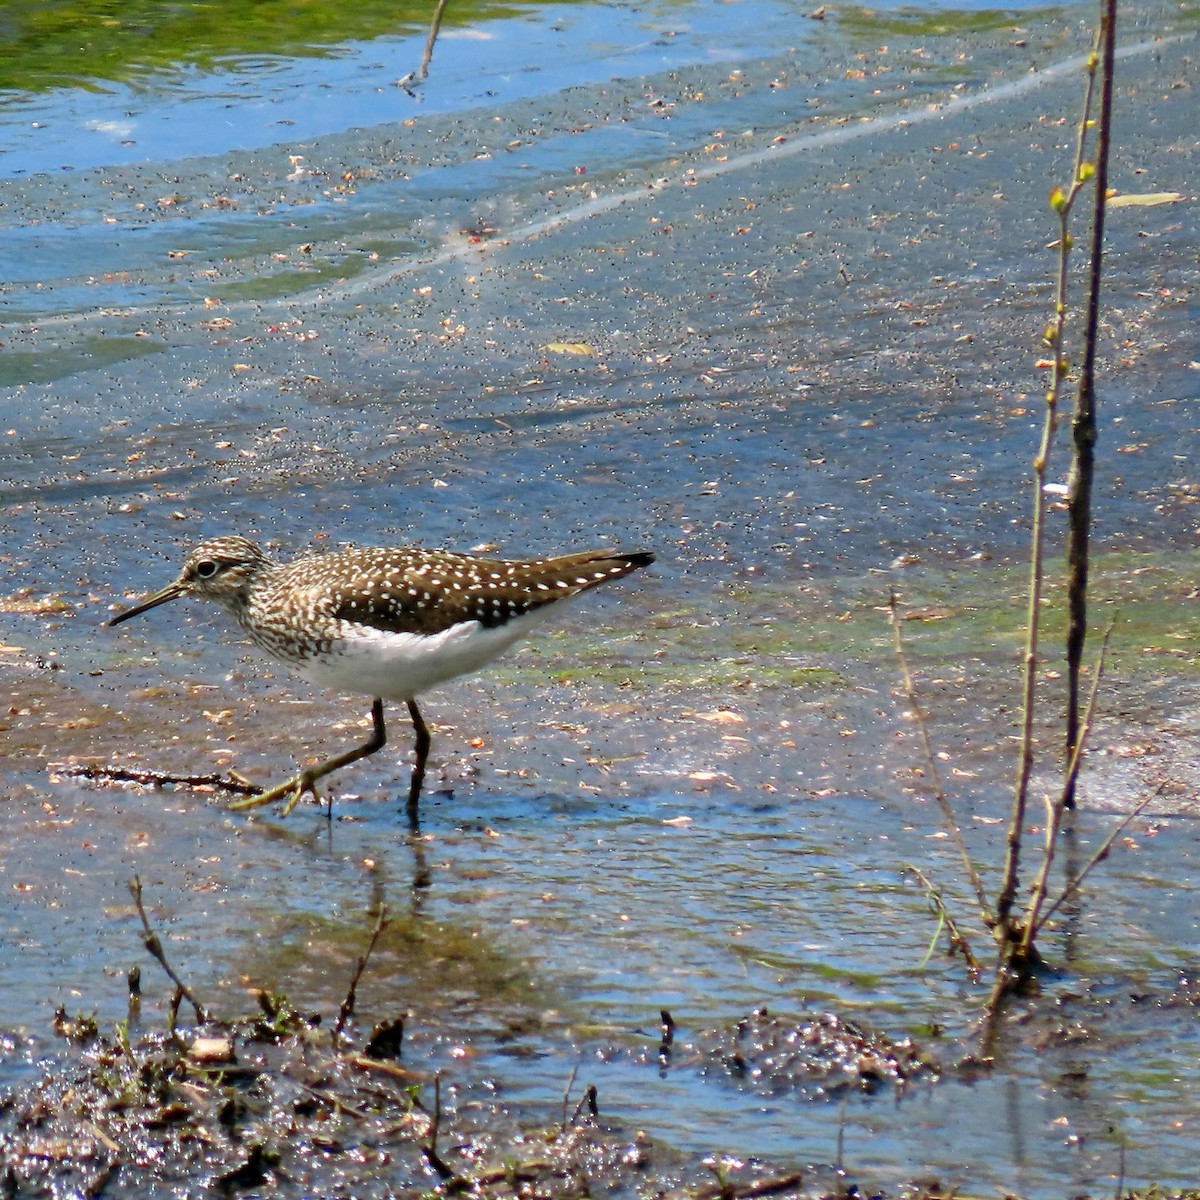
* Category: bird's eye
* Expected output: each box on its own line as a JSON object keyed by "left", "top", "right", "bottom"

{"left": 195, "top": 559, "right": 219, "bottom": 579}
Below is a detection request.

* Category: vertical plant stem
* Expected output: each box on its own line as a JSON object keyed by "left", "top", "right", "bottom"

{"left": 1064, "top": 0, "right": 1117, "bottom": 808}
{"left": 992, "top": 22, "right": 1104, "bottom": 944}
{"left": 994, "top": 394, "right": 1052, "bottom": 932}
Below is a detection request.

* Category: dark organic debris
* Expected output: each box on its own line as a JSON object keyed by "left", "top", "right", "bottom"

{"left": 0, "top": 994, "right": 949, "bottom": 1200}
{"left": 365, "top": 1016, "right": 406, "bottom": 1060}
{"left": 617, "top": 1007, "right": 941, "bottom": 1099}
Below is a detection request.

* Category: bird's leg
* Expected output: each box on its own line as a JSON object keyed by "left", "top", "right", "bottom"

{"left": 230, "top": 699, "right": 388, "bottom": 816}
{"left": 405, "top": 698, "right": 431, "bottom": 830}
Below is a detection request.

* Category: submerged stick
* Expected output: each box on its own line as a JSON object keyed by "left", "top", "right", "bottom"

{"left": 67, "top": 762, "right": 259, "bottom": 796}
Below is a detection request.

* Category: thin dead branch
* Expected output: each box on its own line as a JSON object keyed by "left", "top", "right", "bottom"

{"left": 66, "top": 762, "right": 259, "bottom": 796}
{"left": 129, "top": 876, "right": 207, "bottom": 1024}
{"left": 568, "top": 1084, "right": 599, "bottom": 1128}
{"left": 1038, "top": 783, "right": 1163, "bottom": 930}
{"left": 888, "top": 591, "right": 992, "bottom": 928}
{"left": 422, "top": 1074, "right": 465, "bottom": 1186}
{"left": 907, "top": 865, "right": 983, "bottom": 979}
{"left": 334, "top": 905, "right": 390, "bottom": 1046}
{"left": 560, "top": 1063, "right": 579, "bottom": 1131}
{"left": 397, "top": 0, "right": 449, "bottom": 91}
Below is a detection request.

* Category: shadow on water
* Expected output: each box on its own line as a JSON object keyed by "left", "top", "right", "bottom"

{"left": 2, "top": 0, "right": 1200, "bottom": 1193}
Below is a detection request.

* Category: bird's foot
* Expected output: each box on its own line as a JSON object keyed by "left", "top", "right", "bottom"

{"left": 228, "top": 769, "right": 320, "bottom": 815}
{"left": 281, "top": 771, "right": 320, "bottom": 817}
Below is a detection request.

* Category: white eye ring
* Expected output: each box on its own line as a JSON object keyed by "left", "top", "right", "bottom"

{"left": 195, "top": 560, "right": 219, "bottom": 579}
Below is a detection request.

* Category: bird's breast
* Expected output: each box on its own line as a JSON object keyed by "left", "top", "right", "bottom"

{"left": 276, "top": 610, "right": 549, "bottom": 701}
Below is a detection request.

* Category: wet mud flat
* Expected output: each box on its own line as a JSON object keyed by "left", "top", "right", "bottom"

{"left": 2, "top": 962, "right": 941, "bottom": 1199}
{"left": 2, "top": 0, "right": 1200, "bottom": 1195}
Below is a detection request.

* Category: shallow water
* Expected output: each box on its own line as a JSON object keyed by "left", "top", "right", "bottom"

{"left": 4, "top": 776, "right": 1200, "bottom": 1195}
{"left": 2, "top": 0, "right": 1200, "bottom": 1194}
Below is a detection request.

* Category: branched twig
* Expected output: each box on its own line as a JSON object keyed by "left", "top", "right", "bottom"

{"left": 422, "top": 1073, "right": 465, "bottom": 1185}
{"left": 129, "top": 876, "right": 206, "bottom": 1024}
{"left": 334, "top": 905, "right": 390, "bottom": 1046}
{"left": 1021, "top": 618, "right": 1115, "bottom": 952}
{"left": 996, "top": 15, "right": 1107, "bottom": 934}
{"left": 888, "top": 591, "right": 992, "bottom": 928}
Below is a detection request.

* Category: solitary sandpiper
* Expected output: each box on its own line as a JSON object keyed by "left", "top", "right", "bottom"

{"left": 109, "top": 535, "right": 654, "bottom": 825}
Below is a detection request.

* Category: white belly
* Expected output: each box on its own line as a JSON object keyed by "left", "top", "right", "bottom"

{"left": 289, "top": 610, "right": 547, "bottom": 702}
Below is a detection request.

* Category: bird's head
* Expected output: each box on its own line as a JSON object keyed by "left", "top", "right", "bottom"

{"left": 109, "top": 536, "right": 271, "bottom": 625}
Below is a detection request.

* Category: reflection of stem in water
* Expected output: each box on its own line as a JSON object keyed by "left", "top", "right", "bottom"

{"left": 409, "top": 833, "right": 433, "bottom": 900}
{"left": 1058, "top": 822, "right": 1084, "bottom": 966}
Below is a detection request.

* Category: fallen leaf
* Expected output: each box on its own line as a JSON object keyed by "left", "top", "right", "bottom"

{"left": 1109, "top": 192, "right": 1186, "bottom": 208}
{"left": 903, "top": 608, "right": 952, "bottom": 622}
{"left": 0, "top": 594, "right": 69, "bottom": 615}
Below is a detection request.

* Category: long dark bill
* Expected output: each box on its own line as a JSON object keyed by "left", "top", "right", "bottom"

{"left": 109, "top": 583, "right": 187, "bottom": 627}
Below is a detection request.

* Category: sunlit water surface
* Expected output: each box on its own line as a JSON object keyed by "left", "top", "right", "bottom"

{"left": 2, "top": 0, "right": 1200, "bottom": 1194}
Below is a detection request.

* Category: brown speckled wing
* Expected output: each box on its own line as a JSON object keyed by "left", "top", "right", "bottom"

{"left": 314, "top": 547, "right": 654, "bottom": 636}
